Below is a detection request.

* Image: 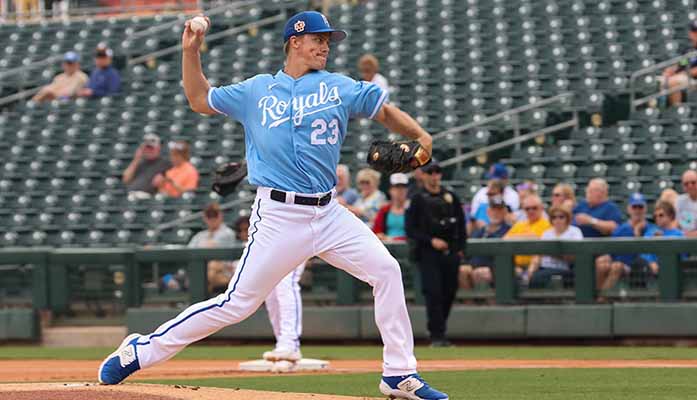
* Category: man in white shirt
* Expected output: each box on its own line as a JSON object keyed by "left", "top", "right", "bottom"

{"left": 676, "top": 169, "right": 697, "bottom": 237}
{"left": 188, "top": 203, "right": 236, "bottom": 293}
{"left": 358, "top": 54, "right": 389, "bottom": 93}
{"left": 470, "top": 163, "right": 520, "bottom": 216}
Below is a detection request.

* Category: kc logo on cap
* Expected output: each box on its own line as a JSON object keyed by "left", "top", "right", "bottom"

{"left": 294, "top": 20, "right": 305, "bottom": 32}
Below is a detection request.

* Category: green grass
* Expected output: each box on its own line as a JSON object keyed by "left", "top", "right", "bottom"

{"left": 1, "top": 345, "right": 697, "bottom": 361}
{"left": 146, "top": 369, "right": 697, "bottom": 399}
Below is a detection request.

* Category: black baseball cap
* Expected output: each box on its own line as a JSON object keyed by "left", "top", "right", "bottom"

{"left": 421, "top": 159, "right": 442, "bottom": 174}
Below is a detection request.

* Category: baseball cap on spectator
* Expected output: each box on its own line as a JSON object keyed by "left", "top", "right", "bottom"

{"left": 489, "top": 195, "right": 507, "bottom": 208}
{"left": 486, "top": 163, "right": 509, "bottom": 179}
{"left": 421, "top": 159, "right": 442, "bottom": 174}
{"left": 628, "top": 192, "right": 647, "bottom": 207}
{"left": 63, "top": 51, "right": 79, "bottom": 63}
{"left": 390, "top": 173, "right": 409, "bottom": 186}
{"left": 143, "top": 133, "right": 161, "bottom": 147}
{"left": 689, "top": 20, "right": 697, "bottom": 32}
{"left": 95, "top": 43, "right": 113, "bottom": 58}
{"left": 283, "top": 11, "right": 347, "bottom": 43}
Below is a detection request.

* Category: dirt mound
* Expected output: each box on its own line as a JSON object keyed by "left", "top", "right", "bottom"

{"left": 0, "top": 383, "right": 382, "bottom": 400}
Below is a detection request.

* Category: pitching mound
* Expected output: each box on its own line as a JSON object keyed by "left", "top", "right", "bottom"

{"left": 0, "top": 383, "right": 382, "bottom": 400}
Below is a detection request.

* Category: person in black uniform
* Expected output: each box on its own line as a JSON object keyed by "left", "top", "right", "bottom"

{"left": 405, "top": 160, "right": 466, "bottom": 347}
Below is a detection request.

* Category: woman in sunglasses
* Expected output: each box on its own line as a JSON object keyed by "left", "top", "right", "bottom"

{"left": 528, "top": 205, "right": 583, "bottom": 288}
{"left": 349, "top": 168, "right": 387, "bottom": 225}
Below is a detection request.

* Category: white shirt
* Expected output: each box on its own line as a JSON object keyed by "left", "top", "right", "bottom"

{"left": 539, "top": 225, "right": 584, "bottom": 271}
{"left": 676, "top": 193, "right": 697, "bottom": 232}
{"left": 471, "top": 185, "right": 520, "bottom": 214}
{"left": 371, "top": 73, "right": 389, "bottom": 93}
{"left": 187, "top": 224, "right": 236, "bottom": 248}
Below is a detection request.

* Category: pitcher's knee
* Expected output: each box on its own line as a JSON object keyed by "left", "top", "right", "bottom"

{"left": 375, "top": 256, "right": 403, "bottom": 283}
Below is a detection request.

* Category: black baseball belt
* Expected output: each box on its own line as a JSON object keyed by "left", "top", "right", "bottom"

{"left": 270, "top": 189, "right": 333, "bottom": 206}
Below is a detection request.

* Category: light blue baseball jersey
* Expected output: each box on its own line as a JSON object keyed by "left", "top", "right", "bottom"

{"left": 208, "top": 69, "right": 388, "bottom": 193}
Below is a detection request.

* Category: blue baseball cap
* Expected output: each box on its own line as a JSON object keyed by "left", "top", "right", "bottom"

{"left": 283, "top": 11, "right": 346, "bottom": 43}
{"left": 628, "top": 192, "right": 647, "bottom": 207}
{"left": 63, "top": 51, "right": 79, "bottom": 63}
{"left": 486, "top": 163, "right": 509, "bottom": 179}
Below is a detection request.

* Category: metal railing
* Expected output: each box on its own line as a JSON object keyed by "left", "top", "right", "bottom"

{"left": 154, "top": 194, "right": 255, "bottom": 232}
{"left": 432, "top": 93, "right": 577, "bottom": 168}
{"left": 629, "top": 50, "right": 697, "bottom": 112}
{"left": 0, "top": 86, "right": 41, "bottom": 107}
{"left": 127, "top": 12, "right": 287, "bottom": 65}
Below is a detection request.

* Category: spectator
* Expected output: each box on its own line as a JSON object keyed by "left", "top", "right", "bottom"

{"left": 659, "top": 188, "right": 679, "bottom": 208}
{"left": 405, "top": 160, "right": 466, "bottom": 347}
{"left": 643, "top": 200, "right": 684, "bottom": 276}
{"left": 470, "top": 163, "right": 520, "bottom": 217}
{"left": 462, "top": 195, "right": 511, "bottom": 290}
{"left": 373, "top": 173, "right": 409, "bottom": 242}
{"left": 358, "top": 54, "right": 389, "bottom": 92}
{"left": 13, "top": 0, "right": 38, "bottom": 19}
{"left": 601, "top": 193, "right": 658, "bottom": 290}
{"left": 77, "top": 43, "right": 121, "bottom": 98}
{"left": 32, "top": 51, "right": 88, "bottom": 102}
{"left": 153, "top": 140, "right": 199, "bottom": 197}
{"left": 349, "top": 168, "right": 387, "bottom": 224}
{"left": 573, "top": 178, "right": 622, "bottom": 237}
{"left": 676, "top": 169, "right": 697, "bottom": 237}
{"left": 407, "top": 167, "right": 426, "bottom": 198}
{"left": 336, "top": 164, "right": 359, "bottom": 206}
{"left": 528, "top": 205, "right": 583, "bottom": 289}
{"left": 470, "top": 179, "right": 505, "bottom": 231}
{"left": 188, "top": 203, "right": 237, "bottom": 294}
{"left": 512, "top": 181, "right": 547, "bottom": 222}
{"left": 504, "top": 194, "right": 551, "bottom": 281}
{"left": 661, "top": 20, "right": 697, "bottom": 106}
{"left": 122, "top": 133, "right": 172, "bottom": 196}
{"left": 551, "top": 183, "right": 577, "bottom": 211}
{"left": 234, "top": 216, "right": 250, "bottom": 242}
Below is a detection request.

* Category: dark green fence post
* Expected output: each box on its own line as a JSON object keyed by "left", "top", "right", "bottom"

{"left": 336, "top": 270, "right": 358, "bottom": 305}
{"left": 123, "top": 251, "right": 140, "bottom": 308}
{"left": 48, "top": 263, "right": 70, "bottom": 315}
{"left": 657, "top": 252, "right": 681, "bottom": 301}
{"left": 494, "top": 254, "right": 515, "bottom": 304}
{"left": 188, "top": 259, "right": 208, "bottom": 304}
{"left": 31, "top": 256, "right": 49, "bottom": 309}
{"left": 575, "top": 252, "right": 595, "bottom": 304}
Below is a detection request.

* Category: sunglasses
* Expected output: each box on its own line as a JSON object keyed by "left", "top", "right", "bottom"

{"left": 551, "top": 214, "right": 567, "bottom": 220}
{"left": 523, "top": 206, "right": 540, "bottom": 211}
{"left": 552, "top": 192, "right": 564, "bottom": 197}
{"left": 630, "top": 204, "right": 645, "bottom": 209}
{"left": 486, "top": 191, "right": 501, "bottom": 197}
{"left": 424, "top": 169, "right": 442, "bottom": 175}
{"left": 654, "top": 213, "right": 666, "bottom": 218}
{"left": 683, "top": 180, "right": 697, "bottom": 186}
{"left": 358, "top": 180, "right": 371, "bottom": 185}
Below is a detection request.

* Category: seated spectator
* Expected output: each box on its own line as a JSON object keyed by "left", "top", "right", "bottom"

{"left": 77, "top": 43, "right": 121, "bottom": 98}
{"left": 551, "top": 183, "right": 577, "bottom": 211}
{"left": 601, "top": 193, "right": 657, "bottom": 290}
{"left": 358, "top": 54, "right": 389, "bottom": 92}
{"left": 659, "top": 188, "right": 679, "bottom": 208}
{"left": 373, "top": 173, "right": 409, "bottom": 242}
{"left": 677, "top": 169, "right": 697, "bottom": 237}
{"left": 187, "top": 203, "right": 236, "bottom": 293}
{"left": 469, "top": 179, "right": 505, "bottom": 232}
{"left": 32, "top": 51, "right": 88, "bottom": 102}
{"left": 122, "top": 133, "right": 172, "bottom": 196}
{"left": 512, "top": 181, "right": 547, "bottom": 222}
{"left": 349, "top": 168, "right": 387, "bottom": 224}
{"left": 642, "top": 200, "right": 685, "bottom": 276}
{"left": 660, "top": 20, "right": 697, "bottom": 106}
{"left": 461, "top": 196, "right": 511, "bottom": 289}
{"left": 504, "top": 194, "right": 551, "bottom": 281}
{"left": 573, "top": 178, "right": 622, "bottom": 238}
{"left": 528, "top": 205, "right": 583, "bottom": 289}
{"left": 336, "top": 164, "right": 359, "bottom": 206}
{"left": 471, "top": 163, "right": 520, "bottom": 217}
{"left": 234, "top": 216, "right": 250, "bottom": 242}
{"left": 154, "top": 140, "right": 199, "bottom": 197}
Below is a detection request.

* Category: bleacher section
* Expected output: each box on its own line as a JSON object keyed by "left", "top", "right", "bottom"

{"left": 1, "top": 0, "right": 697, "bottom": 247}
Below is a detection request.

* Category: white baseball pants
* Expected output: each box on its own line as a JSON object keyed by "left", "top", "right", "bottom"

{"left": 134, "top": 187, "right": 418, "bottom": 376}
{"left": 265, "top": 261, "right": 306, "bottom": 352}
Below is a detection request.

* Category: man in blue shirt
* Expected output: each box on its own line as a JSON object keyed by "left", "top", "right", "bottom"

{"left": 573, "top": 178, "right": 623, "bottom": 237}
{"left": 641, "top": 200, "right": 684, "bottom": 278}
{"left": 77, "top": 43, "right": 121, "bottom": 98}
{"left": 99, "top": 11, "right": 447, "bottom": 400}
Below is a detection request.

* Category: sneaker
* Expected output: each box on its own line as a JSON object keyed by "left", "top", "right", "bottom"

{"left": 262, "top": 348, "right": 302, "bottom": 362}
{"left": 379, "top": 373, "right": 449, "bottom": 400}
{"left": 98, "top": 333, "right": 142, "bottom": 385}
{"left": 429, "top": 339, "right": 453, "bottom": 348}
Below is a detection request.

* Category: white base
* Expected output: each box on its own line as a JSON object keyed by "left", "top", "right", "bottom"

{"left": 238, "top": 358, "right": 330, "bottom": 373}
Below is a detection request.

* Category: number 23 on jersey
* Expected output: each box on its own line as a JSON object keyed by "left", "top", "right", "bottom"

{"left": 310, "top": 118, "right": 340, "bottom": 145}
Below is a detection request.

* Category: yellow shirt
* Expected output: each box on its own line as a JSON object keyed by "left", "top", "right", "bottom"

{"left": 504, "top": 218, "right": 552, "bottom": 266}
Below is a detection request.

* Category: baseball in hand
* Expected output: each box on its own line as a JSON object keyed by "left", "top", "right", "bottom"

{"left": 190, "top": 16, "right": 209, "bottom": 34}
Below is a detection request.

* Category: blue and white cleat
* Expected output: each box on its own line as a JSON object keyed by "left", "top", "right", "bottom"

{"left": 379, "top": 373, "right": 449, "bottom": 400}
{"left": 98, "top": 333, "right": 142, "bottom": 384}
